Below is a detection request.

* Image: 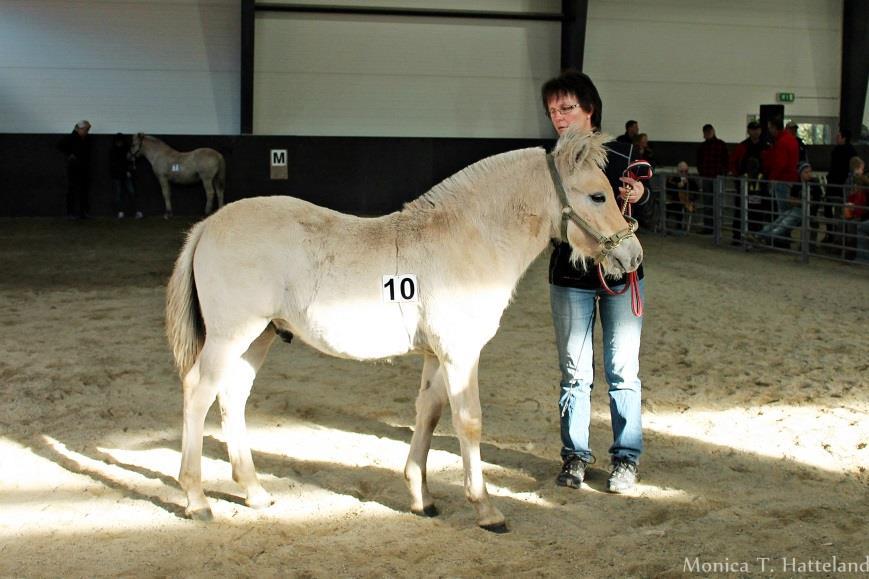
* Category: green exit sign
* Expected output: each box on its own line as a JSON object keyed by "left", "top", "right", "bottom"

{"left": 777, "top": 92, "right": 795, "bottom": 103}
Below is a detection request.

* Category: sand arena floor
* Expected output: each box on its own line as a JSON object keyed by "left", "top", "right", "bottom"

{"left": 0, "top": 217, "right": 867, "bottom": 577}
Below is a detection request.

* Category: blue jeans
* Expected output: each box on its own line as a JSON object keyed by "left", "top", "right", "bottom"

{"left": 771, "top": 182, "right": 791, "bottom": 218}
{"left": 758, "top": 206, "right": 801, "bottom": 239}
{"left": 550, "top": 280, "right": 644, "bottom": 464}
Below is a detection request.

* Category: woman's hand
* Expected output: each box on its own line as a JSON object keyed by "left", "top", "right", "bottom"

{"left": 618, "top": 176, "right": 644, "bottom": 203}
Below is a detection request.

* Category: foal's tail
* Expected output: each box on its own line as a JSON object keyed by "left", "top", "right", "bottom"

{"left": 166, "top": 221, "right": 207, "bottom": 378}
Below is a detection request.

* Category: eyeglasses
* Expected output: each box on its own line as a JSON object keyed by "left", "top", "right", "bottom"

{"left": 547, "top": 103, "right": 582, "bottom": 118}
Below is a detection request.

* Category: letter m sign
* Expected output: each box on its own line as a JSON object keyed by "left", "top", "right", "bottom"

{"left": 270, "top": 149, "right": 288, "bottom": 180}
{"left": 271, "top": 149, "right": 287, "bottom": 166}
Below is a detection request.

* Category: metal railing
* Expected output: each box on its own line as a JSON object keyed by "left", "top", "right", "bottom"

{"left": 645, "top": 172, "right": 869, "bottom": 266}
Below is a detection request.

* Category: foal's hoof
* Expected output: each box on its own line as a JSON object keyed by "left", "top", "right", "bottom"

{"left": 246, "top": 494, "right": 275, "bottom": 511}
{"left": 412, "top": 504, "right": 440, "bottom": 517}
{"left": 187, "top": 508, "right": 214, "bottom": 522}
{"left": 480, "top": 522, "right": 510, "bottom": 534}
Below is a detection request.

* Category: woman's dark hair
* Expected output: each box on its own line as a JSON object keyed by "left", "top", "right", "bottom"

{"left": 540, "top": 69, "right": 602, "bottom": 130}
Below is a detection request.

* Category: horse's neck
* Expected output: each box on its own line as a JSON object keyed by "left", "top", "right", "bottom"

{"left": 143, "top": 137, "right": 177, "bottom": 161}
{"left": 401, "top": 149, "right": 557, "bottom": 275}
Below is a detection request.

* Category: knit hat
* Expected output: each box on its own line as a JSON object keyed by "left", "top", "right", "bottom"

{"left": 798, "top": 161, "right": 811, "bottom": 174}
{"left": 75, "top": 120, "right": 91, "bottom": 129}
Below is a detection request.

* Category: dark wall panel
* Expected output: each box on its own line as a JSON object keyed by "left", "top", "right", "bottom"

{"left": 4, "top": 134, "right": 857, "bottom": 218}
{"left": 1, "top": 134, "right": 549, "bottom": 218}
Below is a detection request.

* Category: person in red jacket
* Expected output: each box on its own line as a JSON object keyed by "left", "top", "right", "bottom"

{"left": 762, "top": 117, "right": 799, "bottom": 219}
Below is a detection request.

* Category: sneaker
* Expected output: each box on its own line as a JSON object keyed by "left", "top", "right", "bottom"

{"left": 606, "top": 458, "right": 639, "bottom": 493}
{"left": 117, "top": 211, "right": 125, "bottom": 219}
{"left": 556, "top": 455, "right": 589, "bottom": 489}
{"left": 134, "top": 211, "right": 143, "bottom": 219}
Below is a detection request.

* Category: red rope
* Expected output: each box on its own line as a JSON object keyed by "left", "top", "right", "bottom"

{"left": 597, "top": 202, "right": 643, "bottom": 317}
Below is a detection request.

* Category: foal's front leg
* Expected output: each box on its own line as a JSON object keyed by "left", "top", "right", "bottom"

{"left": 158, "top": 177, "right": 173, "bottom": 218}
{"left": 442, "top": 355, "right": 507, "bottom": 532}
{"left": 405, "top": 354, "right": 447, "bottom": 516}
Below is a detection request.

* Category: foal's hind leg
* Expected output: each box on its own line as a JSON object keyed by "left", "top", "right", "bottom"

{"left": 202, "top": 176, "right": 216, "bottom": 214}
{"left": 217, "top": 327, "right": 276, "bottom": 510}
{"left": 404, "top": 354, "right": 448, "bottom": 516}
{"left": 214, "top": 177, "right": 224, "bottom": 209}
{"left": 178, "top": 327, "right": 266, "bottom": 520}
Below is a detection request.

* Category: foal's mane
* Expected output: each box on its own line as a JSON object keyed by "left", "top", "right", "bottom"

{"left": 552, "top": 128, "right": 610, "bottom": 173}
{"left": 402, "top": 148, "right": 541, "bottom": 216}
{"left": 400, "top": 127, "right": 610, "bottom": 218}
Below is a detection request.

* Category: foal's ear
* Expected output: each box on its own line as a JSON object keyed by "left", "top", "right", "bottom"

{"left": 553, "top": 126, "right": 609, "bottom": 175}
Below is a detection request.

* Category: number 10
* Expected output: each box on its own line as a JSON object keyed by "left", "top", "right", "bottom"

{"left": 382, "top": 274, "right": 418, "bottom": 302}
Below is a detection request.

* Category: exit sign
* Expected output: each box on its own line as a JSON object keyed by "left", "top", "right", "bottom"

{"left": 777, "top": 92, "right": 795, "bottom": 103}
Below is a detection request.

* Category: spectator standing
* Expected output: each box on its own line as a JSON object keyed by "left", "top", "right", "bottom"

{"left": 633, "top": 132, "right": 656, "bottom": 229}
{"left": 823, "top": 128, "right": 858, "bottom": 245}
{"left": 762, "top": 117, "right": 799, "bottom": 219}
{"left": 743, "top": 157, "right": 770, "bottom": 235}
{"left": 109, "top": 133, "right": 142, "bottom": 219}
{"left": 617, "top": 120, "right": 638, "bottom": 144}
{"left": 730, "top": 121, "right": 767, "bottom": 176}
{"left": 729, "top": 121, "right": 769, "bottom": 241}
{"left": 56, "top": 120, "right": 93, "bottom": 219}
{"left": 634, "top": 133, "right": 654, "bottom": 165}
{"left": 828, "top": 129, "right": 858, "bottom": 185}
{"left": 696, "top": 124, "right": 729, "bottom": 233}
{"left": 786, "top": 121, "right": 809, "bottom": 165}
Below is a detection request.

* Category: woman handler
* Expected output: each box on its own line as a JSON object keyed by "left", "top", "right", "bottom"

{"left": 542, "top": 70, "right": 649, "bottom": 493}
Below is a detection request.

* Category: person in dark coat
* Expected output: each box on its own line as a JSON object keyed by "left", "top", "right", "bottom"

{"left": 822, "top": 128, "right": 858, "bottom": 244}
{"left": 56, "top": 120, "right": 93, "bottom": 219}
{"left": 696, "top": 123, "right": 729, "bottom": 233}
{"left": 729, "top": 121, "right": 769, "bottom": 240}
{"left": 109, "top": 133, "right": 141, "bottom": 219}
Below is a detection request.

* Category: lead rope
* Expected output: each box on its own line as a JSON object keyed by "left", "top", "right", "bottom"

{"left": 596, "top": 160, "right": 649, "bottom": 318}
{"left": 596, "top": 199, "right": 643, "bottom": 316}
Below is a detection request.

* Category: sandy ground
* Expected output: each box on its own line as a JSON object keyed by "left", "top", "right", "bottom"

{"left": 0, "top": 217, "right": 867, "bottom": 578}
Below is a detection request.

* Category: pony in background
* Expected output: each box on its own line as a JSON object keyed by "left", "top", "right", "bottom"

{"left": 131, "top": 133, "right": 225, "bottom": 218}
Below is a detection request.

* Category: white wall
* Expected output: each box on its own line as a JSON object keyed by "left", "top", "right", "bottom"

{"left": 255, "top": 0, "right": 843, "bottom": 141}
{"left": 585, "top": 0, "right": 843, "bottom": 143}
{"left": 253, "top": 2, "right": 562, "bottom": 137}
{"left": 0, "top": 0, "right": 846, "bottom": 141}
{"left": 0, "top": 0, "right": 239, "bottom": 134}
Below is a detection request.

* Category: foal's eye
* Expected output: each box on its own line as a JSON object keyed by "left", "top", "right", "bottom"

{"left": 590, "top": 193, "right": 607, "bottom": 203}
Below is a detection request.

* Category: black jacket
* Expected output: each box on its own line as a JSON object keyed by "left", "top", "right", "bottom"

{"left": 549, "top": 140, "right": 647, "bottom": 289}
{"left": 109, "top": 142, "right": 134, "bottom": 179}
{"left": 56, "top": 131, "right": 92, "bottom": 170}
{"left": 827, "top": 143, "right": 858, "bottom": 186}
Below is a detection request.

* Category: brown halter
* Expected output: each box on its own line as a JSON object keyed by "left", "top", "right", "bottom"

{"left": 545, "top": 154, "right": 638, "bottom": 264}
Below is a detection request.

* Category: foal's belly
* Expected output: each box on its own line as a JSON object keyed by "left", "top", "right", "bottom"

{"left": 290, "top": 301, "right": 421, "bottom": 361}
